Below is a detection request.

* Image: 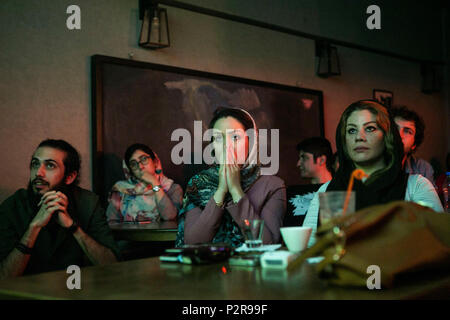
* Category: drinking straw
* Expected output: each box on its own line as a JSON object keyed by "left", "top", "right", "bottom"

{"left": 342, "top": 169, "right": 368, "bottom": 215}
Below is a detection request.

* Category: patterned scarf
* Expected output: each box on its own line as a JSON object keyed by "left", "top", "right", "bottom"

{"left": 109, "top": 160, "right": 174, "bottom": 222}
{"left": 175, "top": 108, "right": 261, "bottom": 247}
{"left": 175, "top": 165, "right": 261, "bottom": 247}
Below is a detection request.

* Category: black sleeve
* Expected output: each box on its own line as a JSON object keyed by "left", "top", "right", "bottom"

{"left": 84, "top": 197, "right": 121, "bottom": 261}
{"left": 0, "top": 205, "right": 20, "bottom": 263}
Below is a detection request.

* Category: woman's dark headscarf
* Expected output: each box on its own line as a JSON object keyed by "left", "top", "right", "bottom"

{"left": 327, "top": 100, "right": 408, "bottom": 210}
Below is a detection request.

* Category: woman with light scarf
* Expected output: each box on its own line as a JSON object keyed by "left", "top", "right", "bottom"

{"left": 106, "top": 144, "right": 183, "bottom": 223}
{"left": 175, "top": 107, "right": 286, "bottom": 247}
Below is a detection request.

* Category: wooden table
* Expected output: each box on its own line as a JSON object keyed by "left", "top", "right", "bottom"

{"left": 109, "top": 220, "right": 178, "bottom": 242}
{"left": 0, "top": 256, "right": 449, "bottom": 300}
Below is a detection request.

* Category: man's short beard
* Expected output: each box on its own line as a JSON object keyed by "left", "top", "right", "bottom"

{"left": 27, "top": 181, "right": 42, "bottom": 209}
{"left": 27, "top": 178, "right": 71, "bottom": 208}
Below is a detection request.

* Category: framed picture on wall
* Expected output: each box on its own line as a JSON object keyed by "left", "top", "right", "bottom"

{"left": 91, "top": 55, "right": 324, "bottom": 204}
{"left": 373, "top": 89, "right": 393, "bottom": 108}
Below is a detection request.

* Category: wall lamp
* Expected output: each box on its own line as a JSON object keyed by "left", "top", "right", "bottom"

{"left": 315, "top": 40, "right": 341, "bottom": 78}
{"left": 142, "top": 0, "right": 444, "bottom": 91}
{"left": 139, "top": 0, "right": 170, "bottom": 49}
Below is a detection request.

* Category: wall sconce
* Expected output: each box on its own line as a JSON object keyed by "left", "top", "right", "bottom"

{"left": 315, "top": 40, "right": 341, "bottom": 78}
{"left": 421, "top": 63, "right": 441, "bottom": 94}
{"left": 139, "top": 0, "right": 170, "bottom": 49}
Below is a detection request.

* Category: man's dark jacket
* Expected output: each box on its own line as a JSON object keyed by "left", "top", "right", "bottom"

{"left": 0, "top": 187, "right": 120, "bottom": 275}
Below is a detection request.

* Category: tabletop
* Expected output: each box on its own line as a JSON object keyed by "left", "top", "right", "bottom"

{"left": 108, "top": 220, "right": 178, "bottom": 241}
{"left": 0, "top": 256, "right": 449, "bottom": 300}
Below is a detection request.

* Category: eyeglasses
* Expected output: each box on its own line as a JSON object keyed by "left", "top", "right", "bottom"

{"left": 129, "top": 155, "right": 151, "bottom": 170}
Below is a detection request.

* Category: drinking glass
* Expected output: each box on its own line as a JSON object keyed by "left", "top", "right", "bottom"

{"left": 242, "top": 219, "right": 264, "bottom": 248}
{"left": 319, "top": 191, "right": 355, "bottom": 225}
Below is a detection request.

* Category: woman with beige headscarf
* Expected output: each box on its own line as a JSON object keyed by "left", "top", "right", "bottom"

{"left": 175, "top": 107, "right": 286, "bottom": 247}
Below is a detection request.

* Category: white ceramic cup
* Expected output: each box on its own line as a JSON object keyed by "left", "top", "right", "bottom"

{"left": 280, "top": 226, "right": 312, "bottom": 253}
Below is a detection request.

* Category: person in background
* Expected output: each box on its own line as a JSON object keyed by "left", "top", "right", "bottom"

{"left": 390, "top": 106, "right": 435, "bottom": 186}
{"left": 304, "top": 100, "right": 443, "bottom": 247}
{"left": 297, "top": 137, "right": 333, "bottom": 185}
{"left": 176, "top": 107, "right": 286, "bottom": 247}
{"left": 106, "top": 143, "right": 183, "bottom": 223}
{"left": 0, "top": 139, "right": 119, "bottom": 279}
{"left": 435, "top": 153, "right": 450, "bottom": 208}
{"left": 284, "top": 137, "right": 333, "bottom": 227}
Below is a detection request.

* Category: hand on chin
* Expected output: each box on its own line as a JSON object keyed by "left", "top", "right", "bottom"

{"left": 140, "top": 171, "right": 159, "bottom": 186}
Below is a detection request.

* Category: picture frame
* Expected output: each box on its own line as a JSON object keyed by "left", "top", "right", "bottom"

{"left": 91, "top": 55, "right": 324, "bottom": 203}
{"left": 373, "top": 89, "right": 393, "bottom": 108}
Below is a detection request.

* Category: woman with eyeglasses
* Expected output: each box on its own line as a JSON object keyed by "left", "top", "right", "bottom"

{"left": 175, "top": 107, "right": 286, "bottom": 248}
{"left": 106, "top": 143, "right": 183, "bottom": 223}
{"left": 303, "top": 100, "right": 443, "bottom": 246}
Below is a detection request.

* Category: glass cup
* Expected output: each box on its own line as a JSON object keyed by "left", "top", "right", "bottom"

{"left": 319, "top": 191, "right": 355, "bottom": 225}
{"left": 241, "top": 219, "right": 264, "bottom": 248}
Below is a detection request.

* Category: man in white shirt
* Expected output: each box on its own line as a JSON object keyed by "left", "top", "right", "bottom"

{"left": 285, "top": 137, "right": 333, "bottom": 227}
